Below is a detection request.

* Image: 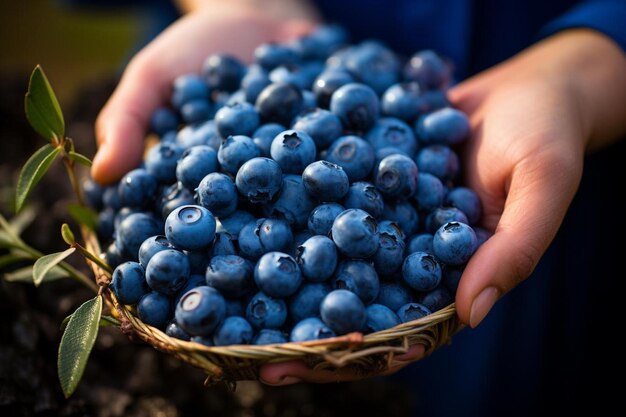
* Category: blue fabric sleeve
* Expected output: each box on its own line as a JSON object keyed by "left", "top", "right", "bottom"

{"left": 540, "top": 0, "right": 626, "bottom": 51}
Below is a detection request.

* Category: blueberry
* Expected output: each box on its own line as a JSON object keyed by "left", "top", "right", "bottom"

{"left": 346, "top": 41, "right": 400, "bottom": 93}
{"left": 215, "top": 102, "right": 260, "bottom": 137}
{"left": 251, "top": 123, "right": 285, "bottom": 157}
{"left": 177, "top": 120, "right": 221, "bottom": 150}
{"left": 290, "top": 317, "right": 336, "bottom": 342}
{"left": 254, "top": 42, "right": 299, "bottom": 71}
{"left": 331, "top": 209, "right": 379, "bottom": 258}
{"left": 364, "top": 304, "right": 401, "bottom": 333}
{"left": 269, "top": 62, "right": 321, "bottom": 91}
{"left": 382, "top": 201, "right": 419, "bottom": 236}
{"left": 165, "top": 205, "right": 216, "bottom": 251}
{"left": 145, "top": 249, "right": 190, "bottom": 295}
{"left": 102, "top": 186, "right": 122, "bottom": 211}
{"left": 378, "top": 220, "right": 406, "bottom": 242}
{"left": 442, "top": 265, "right": 464, "bottom": 294}
{"left": 213, "top": 316, "right": 254, "bottom": 346}
{"left": 246, "top": 292, "right": 287, "bottom": 329}
{"left": 307, "top": 203, "right": 345, "bottom": 236}
{"left": 415, "top": 145, "right": 460, "bottom": 182}
{"left": 419, "top": 286, "right": 453, "bottom": 312}
{"left": 433, "top": 222, "right": 478, "bottom": 265}
{"left": 402, "top": 251, "right": 442, "bottom": 291}
{"left": 396, "top": 302, "right": 432, "bottom": 323}
{"left": 254, "top": 252, "right": 302, "bottom": 298}
{"left": 145, "top": 142, "right": 185, "bottom": 184}
{"left": 165, "top": 321, "right": 191, "bottom": 341}
{"left": 292, "top": 108, "right": 343, "bottom": 149}
{"left": 425, "top": 207, "right": 468, "bottom": 234}
{"left": 97, "top": 208, "right": 115, "bottom": 242}
{"left": 372, "top": 232, "right": 405, "bottom": 276}
{"left": 215, "top": 210, "right": 255, "bottom": 239}
{"left": 407, "top": 233, "right": 434, "bottom": 254}
{"left": 320, "top": 289, "right": 366, "bottom": 335}
{"left": 414, "top": 173, "right": 445, "bottom": 211}
{"left": 366, "top": 118, "right": 418, "bottom": 158}
{"left": 374, "top": 154, "right": 419, "bottom": 199}
{"left": 254, "top": 329, "right": 288, "bottom": 345}
{"left": 205, "top": 255, "right": 253, "bottom": 298}
{"left": 235, "top": 157, "right": 283, "bottom": 204}
{"left": 158, "top": 183, "right": 196, "bottom": 220}
{"left": 104, "top": 241, "right": 126, "bottom": 269}
{"left": 180, "top": 98, "right": 211, "bottom": 124}
{"left": 138, "top": 292, "right": 172, "bottom": 329}
{"left": 171, "top": 74, "right": 209, "bottom": 109}
{"left": 113, "top": 207, "right": 142, "bottom": 231}
{"left": 238, "top": 218, "right": 293, "bottom": 260}
{"left": 343, "top": 182, "right": 384, "bottom": 218}
{"left": 302, "top": 160, "right": 349, "bottom": 201}
{"left": 301, "top": 90, "right": 317, "bottom": 110}
{"left": 175, "top": 286, "right": 226, "bottom": 336}
{"left": 330, "top": 83, "right": 380, "bottom": 132}
{"left": 308, "top": 24, "right": 349, "bottom": 57}
{"left": 332, "top": 260, "right": 380, "bottom": 305}
{"left": 224, "top": 298, "right": 245, "bottom": 317}
{"left": 404, "top": 50, "right": 451, "bottom": 91}
{"left": 295, "top": 235, "right": 338, "bottom": 282}
{"left": 381, "top": 82, "right": 423, "bottom": 122}
{"left": 240, "top": 71, "right": 268, "bottom": 105}
{"left": 474, "top": 227, "right": 492, "bottom": 246}
{"left": 217, "top": 135, "right": 260, "bottom": 175}
{"left": 175, "top": 145, "right": 218, "bottom": 191}
{"left": 115, "top": 213, "right": 162, "bottom": 260}
{"left": 82, "top": 178, "right": 104, "bottom": 210}
{"left": 173, "top": 274, "right": 207, "bottom": 306}
{"left": 118, "top": 168, "right": 158, "bottom": 208}
{"left": 196, "top": 172, "right": 238, "bottom": 217}
{"left": 265, "top": 175, "right": 316, "bottom": 229}
{"left": 270, "top": 130, "right": 317, "bottom": 175}
{"left": 289, "top": 282, "right": 331, "bottom": 324}
{"left": 291, "top": 229, "right": 314, "bottom": 255}
{"left": 110, "top": 261, "right": 149, "bottom": 305}
{"left": 184, "top": 249, "right": 209, "bottom": 275}
{"left": 202, "top": 54, "right": 245, "bottom": 93}
{"left": 190, "top": 336, "right": 214, "bottom": 346}
{"left": 375, "top": 282, "right": 413, "bottom": 312}
{"left": 416, "top": 107, "right": 470, "bottom": 146}
{"left": 446, "top": 187, "right": 482, "bottom": 225}
{"left": 150, "top": 107, "right": 179, "bottom": 136}
{"left": 325, "top": 136, "right": 375, "bottom": 182}
{"left": 138, "top": 235, "right": 172, "bottom": 268}
{"left": 255, "top": 82, "right": 304, "bottom": 126}
{"left": 209, "top": 233, "right": 237, "bottom": 257}
{"left": 313, "top": 69, "right": 355, "bottom": 109}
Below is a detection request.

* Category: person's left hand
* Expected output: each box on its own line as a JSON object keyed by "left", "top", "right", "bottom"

{"left": 259, "top": 29, "right": 626, "bottom": 385}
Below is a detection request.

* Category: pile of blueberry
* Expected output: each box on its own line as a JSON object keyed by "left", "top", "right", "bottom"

{"left": 85, "top": 25, "right": 490, "bottom": 347}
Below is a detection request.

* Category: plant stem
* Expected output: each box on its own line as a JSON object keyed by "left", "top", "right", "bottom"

{"left": 73, "top": 242, "right": 113, "bottom": 274}
{"left": 61, "top": 157, "right": 86, "bottom": 207}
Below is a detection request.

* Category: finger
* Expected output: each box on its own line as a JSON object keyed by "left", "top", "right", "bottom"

{"left": 455, "top": 150, "right": 582, "bottom": 327}
{"left": 91, "top": 58, "right": 167, "bottom": 185}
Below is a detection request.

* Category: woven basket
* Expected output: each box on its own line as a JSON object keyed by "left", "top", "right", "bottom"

{"left": 106, "top": 288, "right": 461, "bottom": 385}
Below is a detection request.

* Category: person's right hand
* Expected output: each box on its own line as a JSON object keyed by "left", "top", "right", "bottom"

{"left": 91, "top": 1, "right": 318, "bottom": 184}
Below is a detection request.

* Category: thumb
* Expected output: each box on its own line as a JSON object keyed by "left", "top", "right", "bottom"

{"left": 92, "top": 61, "right": 166, "bottom": 185}
{"left": 455, "top": 150, "right": 582, "bottom": 327}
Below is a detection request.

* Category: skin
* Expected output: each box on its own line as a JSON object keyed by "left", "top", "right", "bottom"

{"left": 91, "top": 1, "right": 626, "bottom": 385}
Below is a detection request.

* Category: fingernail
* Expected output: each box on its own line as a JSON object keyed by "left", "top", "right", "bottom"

{"left": 469, "top": 287, "right": 499, "bottom": 328}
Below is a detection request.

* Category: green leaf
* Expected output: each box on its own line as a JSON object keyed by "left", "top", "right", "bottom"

{"left": 61, "top": 223, "right": 75, "bottom": 245}
{"left": 4, "top": 265, "right": 68, "bottom": 283}
{"left": 68, "top": 151, "right": 92, "bottom": 167}
{"left": 67, "top": 204, "right": 98, "bottom": 231}
{"left": 61, "top": 314, "right": 120, "bottom": 331}
{"left": 0, "top": 254, "right": 31, "bottom": 269}
{"left": 8, "top": 205, "right": 38, "bottom": 236}
{"left": 15, "top": 144, "right": 61, "bottom": 213}
{"left": 32, "top": 248, "right": 75, "bottom": 286}
{"left": 58, "top": 296, "right": 102, "bottom": 398}
{"left": 24, "top": 65, "right": 65, "bottom": 141}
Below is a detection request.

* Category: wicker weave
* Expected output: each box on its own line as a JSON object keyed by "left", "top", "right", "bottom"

{"left": 107, "top": 288, "right": 462, "bottom": 384}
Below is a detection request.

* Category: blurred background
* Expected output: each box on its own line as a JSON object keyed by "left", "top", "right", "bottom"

{"left": 0, "top": 2, "right": 414, "bottom": 416}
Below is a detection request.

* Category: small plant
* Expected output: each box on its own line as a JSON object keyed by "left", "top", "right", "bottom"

{"left": 1, "top": 66, "right": 116, "bottom": 398}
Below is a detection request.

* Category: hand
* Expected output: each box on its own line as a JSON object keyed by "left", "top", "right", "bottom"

{"left": 450, "top": 29, "right": 626, "bottom": 328}
{"left": 260, "top": 29, "right": 626, "bottom": 385}
{"left": 91, "top": 1, "right": 318, "bottom": 184}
